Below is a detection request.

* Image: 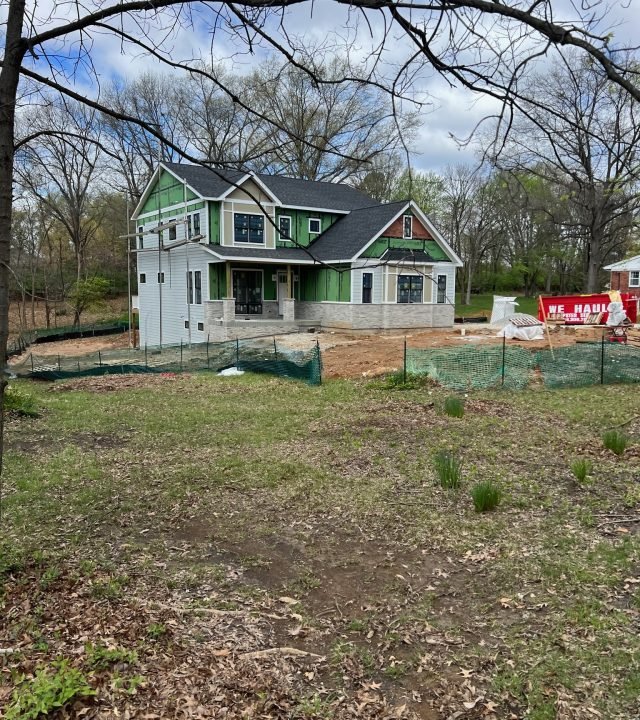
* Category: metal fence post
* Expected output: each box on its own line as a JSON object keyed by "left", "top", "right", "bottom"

{"left": 502, "top": 334, "right": 506, "bottom": 387}
{"left": 316, "top": 338, "right": 322, "bottom": 385}
{"left": 273, "top": 336, "right": 278, "bottom": 362}
{"left": 145, "top": 344, "right": 148, "bottom": 368}
{"left": 57, "top": 355, "right": 61, "bottom": 371}
{"left": 30, "top": 354, "right": 34, "bottom": 372}
{"left": 98, "top": 350, "right": 102, "bottom": 367}
{"left": 180, "top": 340, "right": 183, "bottom": 371}
{"left": 206, "top": 334, "right": 210, "bottom": 369}
{"left": 403, "top": 337, "right": 407, "bottom": 384}
{"left": 236, "top": 337, "right": 240, "bottom": 367}
{"left": 601, "top": 332, "right": 605, "bottom": 385}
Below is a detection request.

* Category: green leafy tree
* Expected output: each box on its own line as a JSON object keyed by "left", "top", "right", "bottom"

{"left": 67, "top": 276, "right": 111, "bottom": 327}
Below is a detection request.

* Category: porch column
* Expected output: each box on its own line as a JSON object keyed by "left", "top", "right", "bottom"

{"left": 287, "top": 264, "right": 292, "bottom": 299}
{"left": 225, "top": 262, "right": 232, "bottom": 299}
{"left": 282, "top": 298, "right": 295, "bottom": 322}
{"left": 222, "top": 298, "right": 235, "bottom": 322}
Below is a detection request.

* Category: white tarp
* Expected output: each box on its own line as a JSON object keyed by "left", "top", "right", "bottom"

{"left": 218, "top": 367, "right": 245, "bottom": 376}
{"left": 606, "top": 301, "right": 628, "bottom": 327}
{"left": 497, "top": 323, "right": 545, "bottom": 341}
{"left": 490, "top": 296, "right": 518, "bottom": 325}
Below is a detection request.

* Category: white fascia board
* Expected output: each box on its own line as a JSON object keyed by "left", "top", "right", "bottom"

{"left": 282, "top": 205, "right": 350, "bottom": 215}
{"left": 349, "top": 202, "right": 411, "bottom": 262}
{"left": 216, "top": 172, "right": 282, "bottom": 205}
{"left": 201, "top": 245, "right": 316, "bottom": 265}
{"left": 131, "top": 163, "right": 205, "bottom": 220}
{"left": 131, "top": 165, "right": 161, "bottom": 220}
{"left": 409, "top": 201, "right": 463, "bottom": 267}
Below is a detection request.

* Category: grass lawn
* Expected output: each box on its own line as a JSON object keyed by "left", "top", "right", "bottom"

{"left": 2, "top": 374, "right": 639, "bottom": 719}
{"left": 456, "top": 294, "right": 540, "bottom": 318}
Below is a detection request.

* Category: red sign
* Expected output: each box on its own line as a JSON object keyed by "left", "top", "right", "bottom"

{"left": 538, "top": 293, "right": 638, "bottom": 324}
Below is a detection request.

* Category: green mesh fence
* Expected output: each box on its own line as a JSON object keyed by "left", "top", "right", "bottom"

{"left": 8, "top": 320, "right": 129, "bottom": 356}
{"left": 406, "top": 345, "right": 536, "bottom": 390}
{"left": 536, "top": 342, "right": 640, "bottom": 388}
{"left": 11, "top": 337, "right": 322, "bottom": 386}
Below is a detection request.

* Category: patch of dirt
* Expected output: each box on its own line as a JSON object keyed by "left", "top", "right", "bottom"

{"left": 9, "top": 332, "right": 131, "bottom": 363}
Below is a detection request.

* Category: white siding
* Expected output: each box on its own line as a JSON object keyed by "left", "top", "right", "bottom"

{"left": 136, "top": 245, "right": 209, "bottom": 347}
{"left": 351, "top": 262, "right": 384, "bottom": 304}
{"left": 433, "top": 263, "right": 456, "bottom": 305}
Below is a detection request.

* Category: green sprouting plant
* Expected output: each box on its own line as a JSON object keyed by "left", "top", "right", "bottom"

{"left": 5, "top": 385, "right": 38, "bottom": 417}
{"left": 112, "top": 673, "right": 144, "bottom": 695}
{"left": 146, "top": 623, "right": 167, "bottom": 640}
{"left": 6, "top": 661, "right": 95, "bottom": 720}
{"left": 444, "top": 395, "right": 465, "bottom": 418}
{"left": 471, "top": 481, "right": 502, "bottom": 512}
{"left": 602, "top": 430, "right": 628, "bottom": 456}
{"left": 570, "top": 458, "right": 593, "bottom": 483}
{"left": 433, "top": 450, "right": 462, "bottom": 489}
{"left": 39, "top": 566, "right": 61, "bottom": 590}
{"left": 86, "top": 643, "right": 137, "bottom": 670}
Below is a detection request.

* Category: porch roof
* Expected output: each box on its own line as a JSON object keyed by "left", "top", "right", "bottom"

{"left": 204, "top": 245, "right": 319, "bottom": 264}
{"left": 381, "top": 248, "right": 438, "bottom": 263}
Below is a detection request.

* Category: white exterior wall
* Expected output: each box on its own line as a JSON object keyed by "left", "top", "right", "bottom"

{"left": 136, "top": 245, "right": 212, "bottom": 347}
{"left": 351, "top": 262, "right": 384, "bottom": 305}
{"left": 433, "top": 263, "right": 456, "bottom": 305}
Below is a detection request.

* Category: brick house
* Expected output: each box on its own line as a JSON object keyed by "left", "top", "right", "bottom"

{"left": 604, "top": 255, "right": 640, "bottom": 294}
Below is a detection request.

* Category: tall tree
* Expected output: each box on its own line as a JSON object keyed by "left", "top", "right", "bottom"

{"left": 487, "top": 53, "right": 640, "bottom": 292}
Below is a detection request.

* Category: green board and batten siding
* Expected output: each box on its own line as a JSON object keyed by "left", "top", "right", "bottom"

{"left": 276, "top": 210, "right": 341, "bottom": 248}
{"left": 138, "top": 169, "right": 199, "bottom": 216}
{"left": 208, "top": 265, "right": 287, "bottom": 301}
{"left": 362, "top": 237, "right": 448, "bottom": 261}
{"left": 300, "top": 266, "right": 350, "bottom": 302}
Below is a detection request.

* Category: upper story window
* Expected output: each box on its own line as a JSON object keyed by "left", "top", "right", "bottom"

{"left": 234, "top": 213, "right": 264, "bottom": 244}
{"left": 193, "top": 212, "right": 201, "bottom": 237}
{"left": 630, "top": 270, "right": 640, "bottom": 287}
{"left": 168, "top": 219, "right": 177, "bottom": 242}
{"left": 308, "top": 218, "right": 321, "bottom": 235}
{"left": 138, "top": 226, "right": 144, "bottom": 249}
{"left": 279, "top": 216, "right": 292, "bottom": 241}
{"left": 403, "top": 215, "right": 413, "bottom": 239}
{"left": 187, "top": 214, "right": 192, "bottom": 238}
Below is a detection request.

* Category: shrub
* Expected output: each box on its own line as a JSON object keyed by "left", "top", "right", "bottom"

{"left": 5, "top": 385, "right": 38, "bottom": 417}
{"left": 471, "top": 481, "right": 502, "bottom": 512}
{"left": 433, "top": 450, "right": 462, "bottom": 489}
{"left": 444, "top": 396, "right": 465, "bottom": 418}
{"left": 602, "top": 430, "right": 628, "bottom": 456}
{"left": 86, "top": 643, "right": 137, "bottom": 670}
{"left": 570, "top": 458, "right": 593, "bottom": 483}
{"left": 6, "top": 661, "right": 95, "bottom": 720}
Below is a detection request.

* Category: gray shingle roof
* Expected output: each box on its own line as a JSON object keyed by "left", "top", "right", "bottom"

{"left": 207, "top": 245, "right": 318, "bottom": 263}
{"left": 309, "top": 201, "right": 408, "bottom": 261}
{"left": 162, "top": 163, "right": 247, "bottom": 199}
{"left": 162, "top": 162, "right": 374, "bottom": 211}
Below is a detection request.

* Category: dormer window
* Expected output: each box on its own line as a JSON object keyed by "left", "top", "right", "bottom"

{"left": 309, "top": 218, "right": 321, "bottom": 234}
{"left": 403, "top": 215, "right": 413, "bottom": 239}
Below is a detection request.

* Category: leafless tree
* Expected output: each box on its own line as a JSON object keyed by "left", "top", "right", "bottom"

{"left": 487, "top": 52, "right": 640, "bottom": 292}
{"left": 15, "top": 100, "right": 106, "bottom": 323}
{"left": 2, "top": 0, "right": 640, "bottom": 492}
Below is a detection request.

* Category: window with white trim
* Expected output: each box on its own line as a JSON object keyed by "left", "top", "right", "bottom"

{"left": 168, "top": 219, "right": 176, "bottom": 242}
{"left": 630, "top": 270, "right": 640, "bottom": 287}
{"left": 138, "top": 226, "right": 144, "bottom": 249}
{"left": 193, "top": 212, "right": 201, "bottom": 236}
{"left": 403, "top": 215, "right": 413, "bottom": 239}
{"left": 187, "top": 270, "right": 202, "bottom": 305}
{"left": 279, "top": 215, "right": 292, "bottom": 241}
{"left": 308, "top": 218, "right": 321, "bottom": 234}
{"left": 139, "top": 273, "right": 146, "bottom": 284}
{"left": 234, "top": 213, "right": 264, "bottom": 244}
{"left": 362, "top": 272, "right": 373, "bottom": 304}
{"left": 437, "top": 274, "right": 447, "bottom": 303}
{"left": 157, "top": 272, "right": 165, "bottom": 284}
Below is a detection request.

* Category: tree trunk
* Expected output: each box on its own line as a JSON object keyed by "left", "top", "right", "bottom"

{"left": 585, "top": 231, "right": 602, "bottom": 293}
{"left": 465, "top": 263, "right": 473, "bottom": 305}
{"left": 0, "top": 0, "right": 27, "bottom": 515}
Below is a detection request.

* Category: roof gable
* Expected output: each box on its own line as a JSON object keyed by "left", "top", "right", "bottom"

{"left": 604, "top": 254, "right": 640, "bottom": 271}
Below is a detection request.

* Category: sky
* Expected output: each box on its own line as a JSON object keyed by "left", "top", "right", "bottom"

{"left": 8, "top": 0, "right": 640, "bottom": 174}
